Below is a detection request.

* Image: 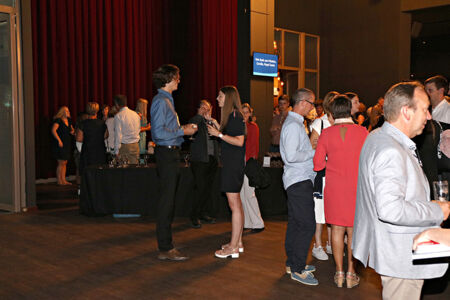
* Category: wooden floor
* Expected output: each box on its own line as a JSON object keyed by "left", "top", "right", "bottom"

{"left": 0, "top": 183, "right": 449, "bottom": 299}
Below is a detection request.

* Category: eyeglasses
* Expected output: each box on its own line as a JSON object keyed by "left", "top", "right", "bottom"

{"left": 303, "top": 99, "right": 315, "bottom": 105}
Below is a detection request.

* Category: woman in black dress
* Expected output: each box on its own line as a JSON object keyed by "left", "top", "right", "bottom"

{"left": 76, "top": 102, "right": 108, "bottom": 176}
{"left": 207, "top": 86, "right": 246, "bottom": 258}
{"left": 51, "top": 106, "right": 74, "bottom": 185}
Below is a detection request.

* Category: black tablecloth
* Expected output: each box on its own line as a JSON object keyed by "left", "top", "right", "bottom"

{"left": 80, "top": 164, "right": 287, "bottom": 217}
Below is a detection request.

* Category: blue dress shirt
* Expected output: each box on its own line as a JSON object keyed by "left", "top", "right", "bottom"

{"left": 150, "top": 89, "right": 185, "bottom": 146}
{"left": 280, "top": 111, "right": 316, "bottom": 190}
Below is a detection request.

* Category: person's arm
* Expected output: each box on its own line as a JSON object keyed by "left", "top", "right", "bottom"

{"left": 313, "top": 132, "right": 327, "bottom": 171}
{"left": 413, "top": 228, "right": 450, "bottom": 250}
{"left": 269, "top": 115, "right": 280, "bottom": 136}
{"left": 207, "top": 124, "right": 244, "bottom": 146}
{"left": 75, "top": 128, "right": 83, "bottom": 143}
{"left": 309, "top": 129, "right": 320, "bottom": 149}
{"left": 51, "top": 122, "right": 63, "bottom": 148}
{"left": 282, "top": 123, "right": 315, "bottom": 163}
{"left": 150, "top": 98, "right": 185, "bottom": 141}
{"left": 139, "top": 114, "right": 151, "bottom": 132}
{"left": 114, "top": 115, "right": 122, "bottom": 155}
{"left": 104, "top": 128, "right": 109, "bottom": 140}
{"left": 373, "top": 148, "right": 448, "bottom": 226}
{"left": 141, "top": 123, "right": 151, "bottom": 132}
{"left": 210, "top": 118, "right": 220, "bottom": 129}
{"left": 357, "top": 114, "right": 365, "bottom": 126}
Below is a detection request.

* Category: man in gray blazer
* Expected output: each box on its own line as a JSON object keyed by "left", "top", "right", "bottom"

{"left": 352, "top": 81, "right": 450, "bottom": 299}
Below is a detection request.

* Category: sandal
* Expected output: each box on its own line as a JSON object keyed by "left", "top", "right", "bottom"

{"left": 334, "top": 271, "right": 345, "bottom": 288}
{"left": 215, "top": 247, "right": 239, "bottom": 259}
{"left": 221, "top": 243, "right": 244, "bottom": 253}
{"left": 346, "top": 272, "right": 360, "bottom": 288}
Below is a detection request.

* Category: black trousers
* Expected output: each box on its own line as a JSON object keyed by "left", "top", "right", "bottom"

{"left": 154, "top": 147, "right": 180, "bottom": 251}
{"left": 285, "top": 180, "right": 316, "bottom": 273}
{"left": 190, "top": 155, "right": 218, "bottom": 220}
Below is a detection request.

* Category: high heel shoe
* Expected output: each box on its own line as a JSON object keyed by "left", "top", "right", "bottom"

{"left": 334, "top": 271, "right": 345, "bottom": 288}
{"left": 346, "top": 272, "right": 360, "bottom": 288}
{"left": 221, "top": 243, "right": 244, "bottom": 253}
{"left": 215, "top": 247, "right": 239, "bottom": 259}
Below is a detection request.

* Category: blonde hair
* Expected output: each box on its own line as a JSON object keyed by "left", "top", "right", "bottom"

{"left": 219, "top": 86, "right": 243, "bottom": 131}
{"left": 86, "top": 102, "right": 99, "bottom": 116}
{"left": 136, "top": 98, "right": 148, "bottom": 119}
{"left": 54, "top": 106, "right": 68, "bottom": 119}
{"left": 323, "top": 91, "right": 339, "bottom": 114}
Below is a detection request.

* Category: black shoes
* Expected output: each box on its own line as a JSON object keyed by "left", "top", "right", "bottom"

{"left": 200, "top": 215, "right": 216, "bottom": 224}
{"left": 250, "top": 227, "right": 265, "bottom": 234}
{"left": 190, "top": 216, "right": 216, "bottom": 228}
{"left": 190, "top": 219, "right": 202, "bottom": 229}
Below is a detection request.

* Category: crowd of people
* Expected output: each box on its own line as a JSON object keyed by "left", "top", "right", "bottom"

{"left": 51, "top": 67, "right": 450, "bottom": 298}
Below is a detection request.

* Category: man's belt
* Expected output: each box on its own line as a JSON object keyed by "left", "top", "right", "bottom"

{"left": 156, "top": 145, "right": 180, "bottom": 150}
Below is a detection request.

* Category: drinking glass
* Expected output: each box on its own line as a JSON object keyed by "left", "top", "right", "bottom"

{"left": 184, "top": 154, "right": 190, "bottom": 167}
{"left": 433, "top": 180, "right": 449, "bottom": 202}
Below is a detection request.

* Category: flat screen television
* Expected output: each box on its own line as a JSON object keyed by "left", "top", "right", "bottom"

{"left": 253, "top": 52, "right": 278, "bottom": 77}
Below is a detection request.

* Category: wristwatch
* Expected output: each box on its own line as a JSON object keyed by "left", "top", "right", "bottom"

{"left": 218, "top": 133, "right": 224, "bottom": 139}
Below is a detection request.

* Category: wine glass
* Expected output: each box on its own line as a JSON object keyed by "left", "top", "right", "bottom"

{"left": 184, "top": 153, "right": 190, "bottom": 167}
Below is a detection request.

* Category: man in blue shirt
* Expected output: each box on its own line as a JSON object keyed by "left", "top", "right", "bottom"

{"left": 151, "top": 64, "right": 197, "bottom": 261}
{"left": 280, "top": 88, "right": 318, "bottom": 285}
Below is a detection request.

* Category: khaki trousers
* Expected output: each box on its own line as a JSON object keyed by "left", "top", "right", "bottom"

{"left": 380, "top": 275, "right": 424, "bottom": 300}
{"left": 119, "top": 142, "right": 139, "bottom": 164}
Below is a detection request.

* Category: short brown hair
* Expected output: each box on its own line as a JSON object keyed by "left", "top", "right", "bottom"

{"left": 384, "top": 81, "right": 423, "bottom": 122}
{"left": 291, "top": 88, "right": 314, "bottom": 107}
{"left": 425, "top": 75, "right": 449, "bottom": 94}
{"left": 113, "top": 94, "right": 127, "bottom": 107}
{"left": 329, "top": 95, "right": 352, "bottom": 119}
{"left": 153, "top": 64, "right": 180, "bottom": 89}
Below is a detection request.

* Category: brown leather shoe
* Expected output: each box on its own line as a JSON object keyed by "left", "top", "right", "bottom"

{"left": 157, "top": 248, "right": 189, "bottom": 261}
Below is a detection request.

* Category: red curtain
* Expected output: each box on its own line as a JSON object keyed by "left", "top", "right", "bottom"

{"left": 31, "top": 0, "right": 169, "bottom": 178}
{"left": 184, "top": 0, "right": 238, "bottom": 120}
{"left": 31, "top": 0, "right": 238, "bottom": 178}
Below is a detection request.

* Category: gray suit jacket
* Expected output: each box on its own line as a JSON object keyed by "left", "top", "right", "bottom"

{"left": 352, "top": 122, "right": 448, "bottom": 279}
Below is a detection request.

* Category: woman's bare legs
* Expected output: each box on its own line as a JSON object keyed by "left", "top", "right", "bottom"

{"left": 327, "top": 225, "right": 332, "bottom": 247}
{"left": 226, "top": 192, "right": 244, "bottom": 248}
{"left": 314, "top": 223, "right": 324, "bottom": 246}
{"left": 346, "top": 227, "right": 355, "bottom": 274}
{"left": 56, "top": 160, "right": 68, "bottom": 185}
{"left": 331, "top": 225, "right": 346, "bottom": 272}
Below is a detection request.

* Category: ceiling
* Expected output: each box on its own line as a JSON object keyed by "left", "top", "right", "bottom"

{"left": 410, "top": 5, "right": 450, "bottom": 37}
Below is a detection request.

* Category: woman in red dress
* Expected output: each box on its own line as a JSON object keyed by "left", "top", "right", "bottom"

{"left": 313, "top": 95, "right": 368, "bottom": 288}
{"left": 240, "top": 103, "right": 264, "bottom": 232}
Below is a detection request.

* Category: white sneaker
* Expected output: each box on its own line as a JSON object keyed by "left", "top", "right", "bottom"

{"left": 325, "top": 241, "right": 344, "bottom": 256}
{"left": 312, "top": 244, "right": 328, "bottom": 260}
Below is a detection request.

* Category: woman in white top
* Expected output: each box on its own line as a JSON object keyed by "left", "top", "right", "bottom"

{"left": 309, "top": 91, "right": 338, "bottom": 261}
{"left": 105, "top": 106, "right": 118, "bottom": 153}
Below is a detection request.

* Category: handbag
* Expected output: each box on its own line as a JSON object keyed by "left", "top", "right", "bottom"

{"left": 244, "top": 158, "right": 271, "bottom": 189}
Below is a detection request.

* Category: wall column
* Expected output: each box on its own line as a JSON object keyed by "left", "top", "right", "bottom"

{"left": 250, "top": 0, "right": 274, "bottom": 157}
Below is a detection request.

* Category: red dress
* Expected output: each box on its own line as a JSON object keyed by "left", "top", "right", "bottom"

{"left": 313, "top": 124, "right": 368, "bottom": 226}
